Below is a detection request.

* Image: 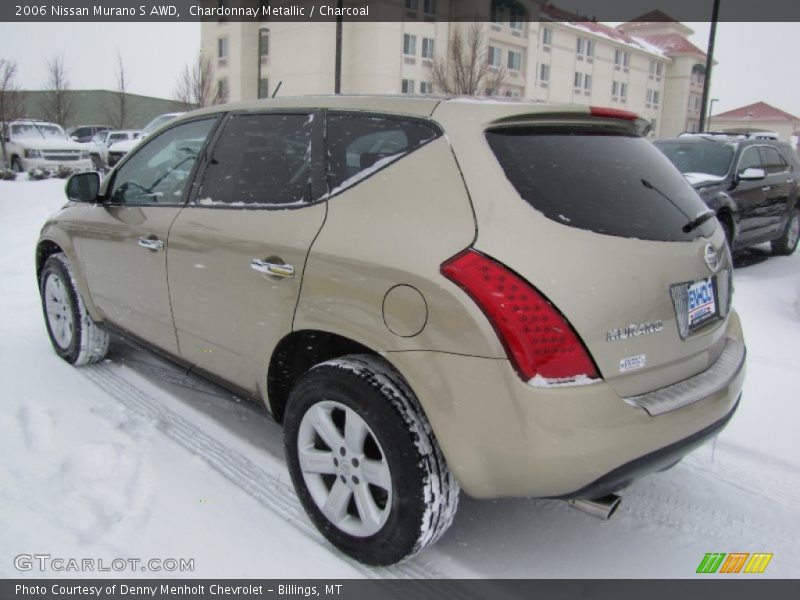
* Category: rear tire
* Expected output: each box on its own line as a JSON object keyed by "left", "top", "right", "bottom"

{"left": 40, "top": 253, "right": 109, "bottom": 365}
{"left": 771, "top": 208, "right": 800, "bottom": 256}
{"left": 283, "top": 354, "right": 459, "bottom": 566}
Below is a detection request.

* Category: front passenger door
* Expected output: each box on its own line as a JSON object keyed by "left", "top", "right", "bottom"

{"left": 731, "top": 146, "right": 768, "bottom": 243}
{"left": 71, "top": 117, "right": 218, "bottom": 355}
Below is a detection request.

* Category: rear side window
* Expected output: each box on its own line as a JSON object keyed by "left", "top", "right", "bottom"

{"left": 325, "top": 113, "right": 441, "bottom": 194}
{"left": 485, "top": 126, "right": 715, "bottom": 241}
{"left": 759, "top": 146, "right": 787, "bottom": 174}
{"left": 198, "top": 113, "right": 313, "bottom": 207}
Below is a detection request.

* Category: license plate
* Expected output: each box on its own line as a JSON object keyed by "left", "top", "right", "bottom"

{"left": 686, "top": 277, "right": 717, "bottom": 329}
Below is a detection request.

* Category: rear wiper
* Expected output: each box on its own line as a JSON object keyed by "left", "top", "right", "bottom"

{"left": 683, "top": 210, "right": 716, "bottom": 233}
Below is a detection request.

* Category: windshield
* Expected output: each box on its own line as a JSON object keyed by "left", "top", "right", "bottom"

{"left": 486, "top": 126, "right": 715, "bottom": 242}
{"left": 10, "top": 123, "right": 67, "bottom": 139}
{"left": 655, "top": 140, "right": 735, "bottom": 178}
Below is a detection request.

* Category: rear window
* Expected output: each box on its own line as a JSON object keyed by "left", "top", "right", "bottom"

{"left": 486, "top": 126, "right": 715, "bottom": 242}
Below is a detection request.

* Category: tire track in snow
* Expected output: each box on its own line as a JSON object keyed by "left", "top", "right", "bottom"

{"left": 683, "top": 451, "right": 800, "bottom": 510}
{"left": 80, "top": 362, "right": 471, "bottom": 584}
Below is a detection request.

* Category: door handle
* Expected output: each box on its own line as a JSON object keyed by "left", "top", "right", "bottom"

{"left": 250, "top": 258, "right": 294, "bottom": 278}
{"left": 137, "top": 237, "right": 164, "bottom": 251}
{"left": 761, "top": 186, "right": 771, "bottom": 192}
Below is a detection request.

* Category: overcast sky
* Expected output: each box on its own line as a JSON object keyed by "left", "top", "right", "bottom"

{"left": 0, "top": 21, "right": 798, "bottom": 117}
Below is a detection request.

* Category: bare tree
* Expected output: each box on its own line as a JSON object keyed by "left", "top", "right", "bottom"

{"left": 428, "top": 22, "right": 507, "bottom": 96}
{"left": 0, "top": 58, "right": 25, "bottom": 167}
{"left": 39, "top": 54, "right": 74, "bottom": 127}
{"left": 174, "top": 54, "right": 223, "bottom": 108}
{"left": 104, "top": 51, "right": 130, "bottom": 129}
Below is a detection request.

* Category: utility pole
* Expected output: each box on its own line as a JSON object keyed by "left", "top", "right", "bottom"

{"left": 334, "top": 0, "right": 343, "bottom": 94}
{"left": 698, "top": 0, "right": 721, "bottom": 132}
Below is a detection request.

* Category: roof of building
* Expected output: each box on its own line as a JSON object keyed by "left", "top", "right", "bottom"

{"left": 539, "top": 4, "right": 666, "bottom": 58}
{"left": 713, "top": 101, "right": 800, "bottom": 122}
{"left": 622, "top": 33, "right": 706, "bottom": 59}
{"left": 628, "top": 10, "right": 680, "bottom": 23}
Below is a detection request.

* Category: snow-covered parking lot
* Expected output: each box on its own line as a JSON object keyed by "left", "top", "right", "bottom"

{"left": 1, "top": 177, "right": 799, "bottom": 578}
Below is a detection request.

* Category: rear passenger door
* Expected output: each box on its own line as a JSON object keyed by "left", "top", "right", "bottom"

{"left": 731, "top": 145, "right": 769, "bottom": 241}
{"left": 167, "top": 111, "right": 326, "bottom": 395}
{"left": 758, "top": 145, "right": 794, "bottom": 233}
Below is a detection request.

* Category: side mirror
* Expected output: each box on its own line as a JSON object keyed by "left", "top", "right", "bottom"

{"left": 70, "top": 135, "right": 80, "bottom": 142}
{"left": 738, "top": 167, "right": 766, "bottom": 181}
{"left": 65, "top": 171, "right": 101, "bottom": 203}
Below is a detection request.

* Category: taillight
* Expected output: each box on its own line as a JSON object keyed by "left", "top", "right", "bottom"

{"left": 441, "top": 249, "right": 600, "bottom": 385}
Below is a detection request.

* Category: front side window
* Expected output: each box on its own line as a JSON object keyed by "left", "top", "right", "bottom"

{"left": 198, "top": 113, "right": 314, "bottom": 207}
{"left": 108, "top": 118, "right": 217, "bottom": 205}
{"left": 737, "top": 146, "right": 762, "bottom": 174}
{"left": 325, "top": 113, "right": 441, "bottom": 195}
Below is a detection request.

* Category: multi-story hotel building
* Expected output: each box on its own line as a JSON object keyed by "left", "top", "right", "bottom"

{"left": 201, "top": 2, "right": 710, "bottom": 138}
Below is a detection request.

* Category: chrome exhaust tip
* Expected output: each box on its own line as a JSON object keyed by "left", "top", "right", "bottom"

{"left": 566, "top": 494, "right": 621, "bottom": 520}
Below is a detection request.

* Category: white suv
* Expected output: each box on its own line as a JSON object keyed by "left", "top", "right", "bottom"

{"left": 4, "top": 120, "right": 93, "bottom": 173}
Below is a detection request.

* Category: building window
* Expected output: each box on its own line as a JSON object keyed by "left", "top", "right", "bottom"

{"left": 402, "top": 79, "right": 415, "bottom": 94}
{"left": 577, "top": 37, "right": 594, "bottom": 57}
{"left": 650, "top": 59, "right": 664, "bottom": 77}
{"left": 650, "top": 118, "right": 657, "bottom": 133}
{"left": 541, "top": 26, "right": 552, "bottom": 46}
{"left": 405, "top": 0, "right": 418, "bottom": 10}
{"left": 574, "top": 72, "right": 583, "bottom": 89}
{"left": 509, "top": 11, "right": 524, "bottom": 31}
{"left": 420, "top": 81, "right": 434, "bottom": 94}
{"left": 423, "top": 0, "right": 436, "bottom": 15}
{"left": 258, "top": 78, "right": 269, "bottom": 100}
{"left": 539, "top": 63, "right": 550, "bottom": 82}
{"left": 488, "top": 46, "right": 501, "bottom": 68}
{"left": 216, "top": 78, "right": 229, "bottom": 103}
{"left": 422, "top": 37, "right": 435, "bottom": 59}
{"left": 218, "top": 37, "right": 228, "bottom": 61}
{"left": 614, "top": 49, "right": 629, "bottom": 67}
{"left": 259, "top": 28, "right": 269, "bottom": 58}
{"left": 403, "top": 34, "right": 416, "bottom": 56}
{"left": 612, "top": 81, "right": 619, "bottom": 96}
{"left": 507, "top": 50, "right": 522, "bottom": 72}
{"left": 620, "top": 82, "right": 628, "bottom": 98}
{"left": 647, "top": 89, "right": 660, "bottom": 105}
{"left": 583, "top": 74, "right": 592, "bottom": 91}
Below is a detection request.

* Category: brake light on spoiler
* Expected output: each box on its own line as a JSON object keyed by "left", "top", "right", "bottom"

{"left": 441, "top": 249, "right": 600, "bottom": 387}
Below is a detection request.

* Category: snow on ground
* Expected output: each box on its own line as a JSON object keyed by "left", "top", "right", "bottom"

{"left": 1, "top": 176, "right": 798, "bottom": 579}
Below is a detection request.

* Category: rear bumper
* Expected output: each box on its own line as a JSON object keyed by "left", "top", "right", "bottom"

{"left": 387, "top": 310, "right": 746, "bottom": 499}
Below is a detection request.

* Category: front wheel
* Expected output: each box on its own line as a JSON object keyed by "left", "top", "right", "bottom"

{"left": 771, "top": 208, "right": 800, "bottom": 256}
{"left": 40, "top": 253, "right": 109, "bottom": 365}
{"left": 283, "top": 355, "right": 459, "bottom": 566}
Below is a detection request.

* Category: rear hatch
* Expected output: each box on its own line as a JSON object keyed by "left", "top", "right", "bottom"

{"left": 435, "top": 102, "right": 733, "bottom": 397}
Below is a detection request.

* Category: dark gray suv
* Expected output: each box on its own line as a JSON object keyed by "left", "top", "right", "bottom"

{"left": 656, "top": 135, "right": 800, "bottom": 255}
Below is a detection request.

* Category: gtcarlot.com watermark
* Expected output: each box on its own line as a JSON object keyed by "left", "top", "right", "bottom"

{"left": 14, "top": 554, "right": 194, "bottom": 573}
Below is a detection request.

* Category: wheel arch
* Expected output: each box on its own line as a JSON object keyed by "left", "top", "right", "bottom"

{"left": 267, "top": 329, "right": 379, "bottom": 422}
{"left": 36, "top": 236, "right": 102, "bottom": 321}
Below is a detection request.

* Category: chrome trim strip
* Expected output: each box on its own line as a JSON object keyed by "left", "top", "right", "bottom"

{"left": 623, "top": 338, "right": 745, "bottom": 416}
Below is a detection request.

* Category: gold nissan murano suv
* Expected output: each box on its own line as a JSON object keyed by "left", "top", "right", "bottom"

{"left": 37, "top": 96, "right": 746, "bottom": 565}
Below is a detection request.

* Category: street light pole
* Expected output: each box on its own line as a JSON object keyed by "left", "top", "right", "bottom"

{"left": 698, "top": 0, "right": 721, "bottom": 132}
{"left": 334, "top": 0, "right": 343, "bottom": 94}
